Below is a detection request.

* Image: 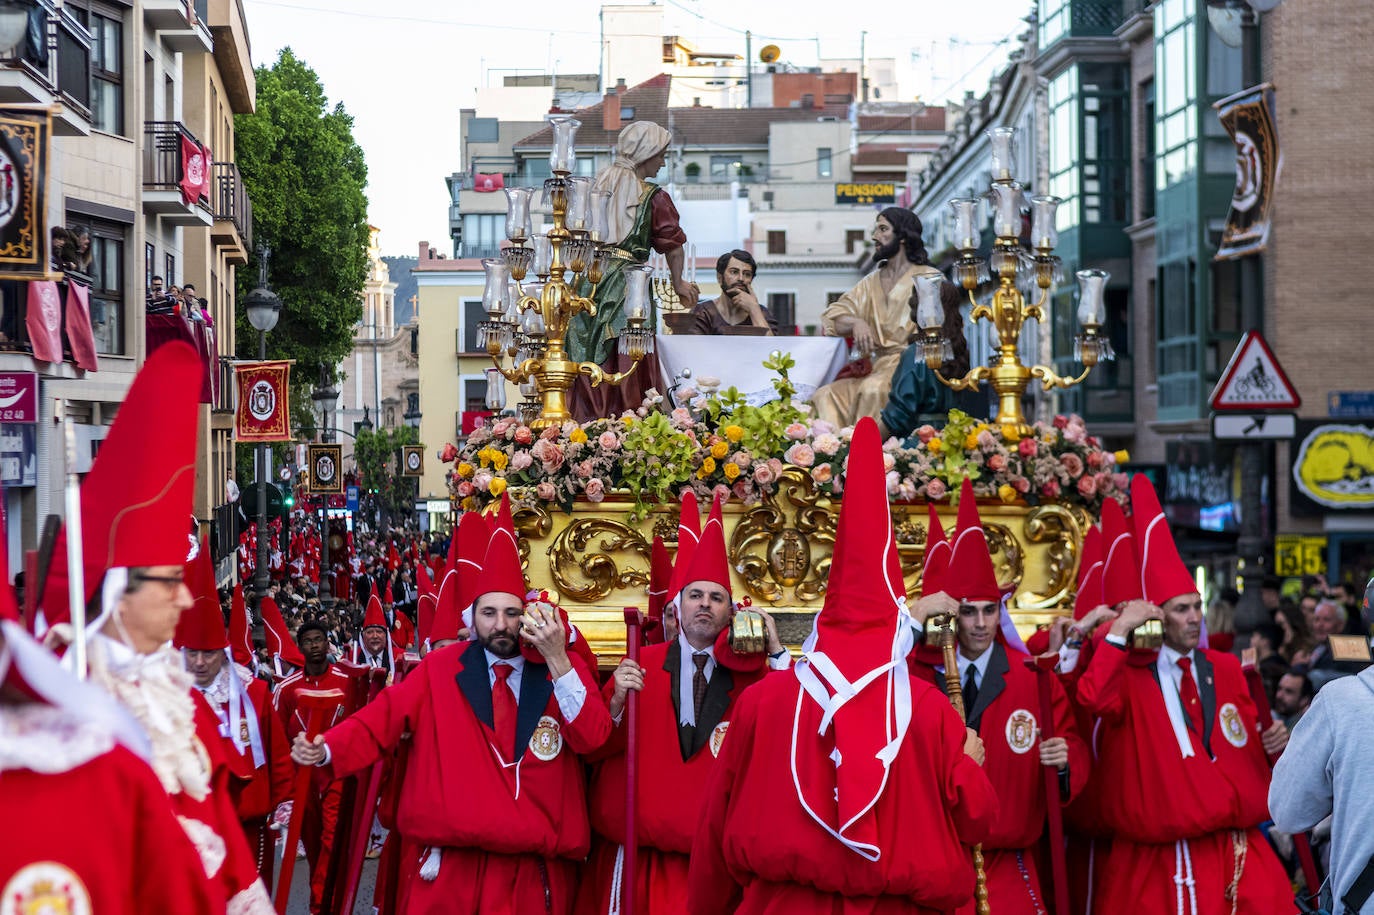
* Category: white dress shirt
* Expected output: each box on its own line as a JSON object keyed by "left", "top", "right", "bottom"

{"left": 677, "top": 633, "right": 717, "bottom": 728}
{"left": 484, "top": 650, "right": 587, "bottom": 723}
{"left": 1156, "top": 643, "right": 1200, "bottom": 759}
{"left": 935, "top": 645, "right": 995, "bottom": 694}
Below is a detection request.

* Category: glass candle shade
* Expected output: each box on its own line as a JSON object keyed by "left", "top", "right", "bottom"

{"left": 481, "top": 258, "right": 511, "bottom": 317}
{"left": 504, "top": 187, "right": 534, "bottom": 242}
{"left": 589, "top": 190, "right": 613, "bottom": 243}
{"left": 548, "top": 116, "right": 581, "bottom": 174}
{"left": 914, "top": 273, "right": 945, "bottom": 331}
{"left": 988, "top": 126, "right": 1017, "bottom": 182}
{"left": 1029, "top": 196, "right": 1061, "bottom": 250}
{"left": 565, "top": 176, "right": 592, "bottom": 232}
{"left": 950, "top": 197, "right": 981, "bottom": 251}
{"left": 1076, "top": 269, "right": 1110, "bottom": 326}
{"left": 531, "top": 234, "right": 554, "bottom": 277}
{"left": 623, "top": 265, "right": 653, "bottom": 321}
{"left": 484, "top": 368, "right": 506, "bottom": 410}
{"left": 991, "top": 182, "right": 1023, "bottom": 239}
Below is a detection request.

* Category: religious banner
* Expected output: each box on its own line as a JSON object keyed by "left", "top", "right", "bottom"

{"left": 179, "top": 135, "right": 209, "bottom": 205}
{"left": 234, "top": 360, "right": 292, "bottom": 442}
{"left": 24, "top": 280, "right": 62, "bottom": 363}
{"left": 1214, "top": 84, "right": 1281, "bottom": 261}
{"left": 473, "top": 172, "right": 505, "bottom": 192}
{"left": 306, "top": 443, "right": 343, "bottom": 494}
{"left": 64, "top": 281, "right": 98, "bottom": 372}
{"left": 401, "top": 444, "right": 424, "bottom": 477}
{"left": 0, "top": 112, "right": 51, "bottom": 278}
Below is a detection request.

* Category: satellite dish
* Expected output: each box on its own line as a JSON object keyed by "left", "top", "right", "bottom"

{"left": 1206, "top": 5, "right": 1245, "bottom": 47}
{"left": 759, "top": 44, "right": 781, "bottom": 64}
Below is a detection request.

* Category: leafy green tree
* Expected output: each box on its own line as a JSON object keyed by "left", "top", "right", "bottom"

{"left": 234, "top": 48, "right": 368, "bottom": 389}
{"left": 353, "top": 425, "right": 421, "bottom": 528}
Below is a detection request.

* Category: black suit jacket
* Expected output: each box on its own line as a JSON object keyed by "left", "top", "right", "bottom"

{"left": 664, "top": 640, "right": 734, "bottom": 761}
{"left": 452, "top": 640, "right": 554, "bottom": 764}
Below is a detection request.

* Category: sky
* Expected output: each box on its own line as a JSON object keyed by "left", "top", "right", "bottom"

{"left": 243, "top": 0, "right": 1037, "bottom": 258}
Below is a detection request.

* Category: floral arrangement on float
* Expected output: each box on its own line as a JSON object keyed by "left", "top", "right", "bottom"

{"left": 442, "top": 353, "right": 1130, "bottom": 519}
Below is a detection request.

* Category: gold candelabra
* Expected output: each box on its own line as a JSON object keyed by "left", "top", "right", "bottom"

{"left": 480, "top": 115, "right": 654, "bottom": 430}
{"left": 915, "top": 126, "right": 1114, "bottom": 436}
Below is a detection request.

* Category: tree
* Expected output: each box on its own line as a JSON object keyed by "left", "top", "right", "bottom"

{"left": 353, "top": 425, "right": 421, "bottom": 530}
{"left": 234, "top": 48, "right": 368, "bottom": 390}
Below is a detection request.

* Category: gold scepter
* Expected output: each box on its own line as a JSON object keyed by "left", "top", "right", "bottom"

{"left": 928, "top": 613, "right": 989, "bottom": 915}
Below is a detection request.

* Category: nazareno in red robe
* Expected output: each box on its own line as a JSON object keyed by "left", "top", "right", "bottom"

{"left": 688, "top": 671, "right": 998, "bottom": 915}
{"left": 321, "top": 638, "right": 612, "bottom": 915}
{"left": 913, "top": 643, "right": 1091, "bottom": 915}
{"left": 577, "top": 639, "right": 772, "bottom": 915}
{"left": 1074, "top": 641, "right": 1291, "bottom": 915}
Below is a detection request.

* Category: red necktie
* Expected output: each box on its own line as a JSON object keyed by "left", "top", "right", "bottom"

{"left": 491, "top": 662, "right": 517, "bottom": 760}
{"left": 1176, "top": 657, "right": 1204, "bottom": 737}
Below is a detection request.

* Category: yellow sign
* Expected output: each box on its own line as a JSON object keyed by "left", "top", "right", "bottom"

{"left": 1274, "top": 534, "right": 1326, "bottom": 578}
{"left": 834, "top": 182, "right": 895, "bottom": 205}
{"left": 1292, "top": 424, "right": 1374, "bottom": 508}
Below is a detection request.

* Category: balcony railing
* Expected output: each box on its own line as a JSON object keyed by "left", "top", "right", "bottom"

{"left": 0, "top": 0, "right": 92, "bottom": 119}
{"left": 211, "top": 161, "right": 252, "bottom": 247}
{"left": 143, "top": 120, "right": 211, "bottom": 205}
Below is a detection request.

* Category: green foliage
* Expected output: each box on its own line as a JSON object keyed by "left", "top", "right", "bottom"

{"left": 620, "top": 412, "right": 698, "bottom": 520}
{"left": 353, "top": 426, "right": 421, "bottom": 520}
{"left": 701, "top": 350, "right": 806, "bottom": 461}
{"left": 234, "top": 48, "right": 369, "bottom": 385}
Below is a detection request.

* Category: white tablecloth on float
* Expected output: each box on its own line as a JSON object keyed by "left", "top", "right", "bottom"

{"left": 656, "top": 334, "right": 849, "bottom": 407}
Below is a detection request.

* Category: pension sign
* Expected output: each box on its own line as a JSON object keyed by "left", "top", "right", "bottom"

{"left": 834, "top": 182, "right": 895, "bottom": 205}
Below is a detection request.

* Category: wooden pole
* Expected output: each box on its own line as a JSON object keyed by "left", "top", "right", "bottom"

{"left": 276, "top": 707, "right": 323, "bottom": 914}
{"left": 623, "top": 607, "right": 643, "bottom": 915}
{"left": 938, "top": 617, "right": 989, "bottom": 915}
{"left": 1028, "top": 654, "right": 1070, "bottom": 915}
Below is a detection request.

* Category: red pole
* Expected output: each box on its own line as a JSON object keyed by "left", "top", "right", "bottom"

{"left": 276, "top": 707, "right": 323, "bottom": 914}
{"left": 623, "top": 607, "right": 643, "bottom": 915}
{"left": 1028, "top": 655, "right": 1070, "bottom": 915}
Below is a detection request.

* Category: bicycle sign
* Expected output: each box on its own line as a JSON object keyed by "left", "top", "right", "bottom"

{"left": 1209, "top": 330, "right": 1301, "bottom": 411}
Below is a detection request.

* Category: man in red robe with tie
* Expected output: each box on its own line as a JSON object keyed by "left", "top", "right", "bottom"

{"left": 1074, "top": 474, "right": 1292, "bottom": 914}
{"left": 291, "top": 492, "right": 611, "bottom": 914}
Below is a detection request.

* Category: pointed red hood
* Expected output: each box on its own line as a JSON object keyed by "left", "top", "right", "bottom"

{"left": 1130, "top": 475, "right": 1197, "bottom": 607}
{"left": 919, "top": 502, "right": 951, "bottom": 598}
{"left": 1100, "top": 496, "right": 1142, "bottom": 606}
{"left": 434, "top": 510, "right": 490, "bottom": 643}
{"left": 472, "top": 493, "right": 526, "bottom": 602}
{"left": 1073, "top": 525, "right": 1105, "bottom": 620}
{"left": 362, "top": 592, "right": 387, "bottom": 630}
{"left": 260, "top": 595, "right": 305, "bottom": 669}
{"left": 676, "top": 493, "right": 729, "bottom": 598}
{"left": 946, "top": 479, "right": 1000, "bottom": 602}
{"left": 665, "top": 489, "right": 702, "bottom": 610}
{"left": 383, "top": 579, "right": 394, "bottom": 606}
{"left": 416, "top": 564, "right": 437, "bottom": 647}
{"left": 228, "top": 584, "right": 254, "bottom": 666}
{"left": 645, "top": 536, "right": 671, "bottom": 643}
{"left": 41, "top": 342, "right": 203, "bottom": 628}
{"left": 174, "top": 538, "right": 227, "bottom": 650}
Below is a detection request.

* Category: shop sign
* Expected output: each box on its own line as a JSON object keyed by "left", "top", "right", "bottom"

{"left": 834, "top": 182, "right": 895, "bottom": 205}
{"left": 1274, "top": 534, "right": 1327, "bottom": 578}
{"left": 0, "top": 372, "right": 37, "bottom": 423}
{"left": 1292, "top": 423, "right": 1374, "bottom": 510}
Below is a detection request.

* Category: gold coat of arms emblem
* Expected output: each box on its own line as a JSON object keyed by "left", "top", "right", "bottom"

{"left": 2, "top": 861, "right": 92, "bottom": 915}
{"left": 529, "top": 715, "right": 562, "bottom": 761}
{"left": 1219, "top": 702, "right": 1249, "bottom": 748}
{"left": 710, "top": 721, "right": 730, "bottom": 757}
{"left": 1005, "top": 709, "right": 1037, "bottom": 754}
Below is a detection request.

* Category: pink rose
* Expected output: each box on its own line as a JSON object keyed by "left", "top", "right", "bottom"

{"left": 986, "top": 453, "right": 1007, "bottom": 472}
{"left": 585, "top": 478, "right": 605, "bottom": 502}
{"left": 473, "top": 471, "right": 493, "bottom": 492}
{"left": 510, "top": 451, "right": 533, "bottom": 472}
{"left": 1053, "top": 415, "right": 1069, "bottom": 430}
{"left": 1113, "top": 472, "right": 1129, "bottom": 490}
{"left": 1086, "top": 451, "right": 1104, "bottom": 470}
{"left": 473, "top": 416, "right": 488, "bottom": 430}
{"left": 598, "top": 430, "right": 621, "bottom": 450}
{"left": 1077, "top": 475, "right": 1098, "bottom": 498}
{"left": 439, "top": 443, "right": 459, "bottom": 463}
{"left": 1059, "top": 453, "right": 1084, "bottom": 477}
{"left": 492, "top": 418, "right": 514, "bottom": 437}
{"left": 915, "top": 425, "right": 936, "bottom": 444}
{"left": 670, "top": 407, "right": 694, "bottom": 428}
{"left": 768, "top": 458, "right": 783, "bottom": 477}
{"left": 456, "top": 481, "right": 475, "bottom": 497}
{"left": 1012, "top": 477, "right": 1031, "bottom": 494}
{"left": 574, "top": 461, "right": 594, "bottom": 480}
{"left": 785, "top": 443, "right": 815, "bottom": 467}
{"left": 1064, "top": 424, "right": 1087, "bottom": 446}
{"left": 753, "top": 463, "right": 776, "bottom": 485}
{"left": 811, "top": 463, "right": 833, "bottom": 484}
{"left": 732, "top": 481, "right": 749, "bottom": 500}
{"left": 1041, "top": 480, "right": 1061, "bottom": 500}
{"left": 1018, "top": 438, "right": 1038, "bottom": 458}
{"left": 536, "top": 481, "right": 557, "bottom": 501}
{"left": 731, "top": 451, "right": 752, "bottom": 469}
{"left": 541, "top": 425, "right": 560, "bottom": 441}
{"left": 785, "top": 422, "right": 809, "bottom": 441}
{"left": 810, "top": 419, "right": 836, "bottom": 437}
{"left": 925, "top": 478, "right": 947, "bottom": 500}
{"left": 514, "top": 426, "right": 534, "bottom": 445}
{"left": 813, "top": 433, "right": 841, "bottom": 456}
{"left": 712, "top": 484, "right": 732, "bottom": 505}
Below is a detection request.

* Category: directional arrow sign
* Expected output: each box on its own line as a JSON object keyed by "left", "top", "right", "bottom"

{"left": 1211, "top": 412, "right": 1296, "bottom": 441}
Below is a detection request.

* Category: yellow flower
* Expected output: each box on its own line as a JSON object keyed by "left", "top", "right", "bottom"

{"left": 623, "top": 416, "right": 635, "bottom": 427}
{"left": 723, "top": 462, "right": 740, "bottom": 481}
{"left": 723, "top": 424, "right": 745, "bottom": 443}
{"left": 456, "top": 462, "right": 475, "bottom": 478}
{"left": 998, "top": 484, "right": 1018, "bottom": 503}
{"left": 569, "top": 428, "right": 588, "bottom": 444}
{"left": 710, "top": 441, "right": 729, "bottom": 460}
{"left": 1114, "top": 449, "right": 1131, "bottom": 465}
{"left": 927, "top": 437, "right": 943, "bottom": 453}
{"left": 701, "top": 456, "right": 717, "bottom": 475}
{"left": 488, "top": 477, "right": 507, "bottom": 496}
{"left": 489, "top": 450, "right": 509, "bottom": 471}
{"left": 461, "top": 496, "right": 477, "bottom": 511}
{"left": 964, "top": 432, "right": 980, "bottom": 450}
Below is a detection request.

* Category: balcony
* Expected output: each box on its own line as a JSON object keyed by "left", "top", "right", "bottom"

{"left": 210, "top": 161, "right": 252, "bottom": 264}
{"left": 0, "top": 0, "right": 92, "bottom": 136}
{"left": 206, "top": 0, "right": 254, "bottom": 113}
{"left": 0, "top": 273, "right": 98, "bottom": 365}
{"left": 142, "top": 121, "right": 213, "bottom": 227}
{"left": 143, "top": 0, "right": 211, "bottom": 52}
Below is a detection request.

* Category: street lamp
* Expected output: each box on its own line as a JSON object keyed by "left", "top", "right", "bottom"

{"left": 311, "top": 371, "right": 339, "bottom": 606}
{"left": 244, "top": 246, "right": 281, "bottom": 613}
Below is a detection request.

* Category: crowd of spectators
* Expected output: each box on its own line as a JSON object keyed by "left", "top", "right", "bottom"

{"left": 146, "top": 275, "right": 210, "bottom": 323}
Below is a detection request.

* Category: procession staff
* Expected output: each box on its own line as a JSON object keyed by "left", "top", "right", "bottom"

{"left": 578, "top": 495, "right": 791, "bottom": 915}
{"left": 689, "top": 417, "right": 996, "bottom": 914}
{"left": 911, "top": 479, "right": 1089, "bottom": 915}
{"left": 1075, "top": 474, "right": 1291, "bottom": 914}
{"left": 291, "top": 492, "right": 611, "bottom": 914}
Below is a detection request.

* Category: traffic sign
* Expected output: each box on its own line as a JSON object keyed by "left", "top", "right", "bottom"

{"left": 346, "top": 485, "right": 360, "bottom": 512}
{"left": 1209, "top": 330, "right": 1301, "bottom": 411}
{"left": 1211, "top": 412, "right": 1296, "bottom": 440}
{"left": 1328, "top": 391, "right": 1374, "bottom": 419}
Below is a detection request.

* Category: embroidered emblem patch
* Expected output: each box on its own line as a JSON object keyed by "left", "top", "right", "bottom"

{"left": 710, "top": 721, "right": 730, "bottom": 757}
{"left": 2, "top": 860, "right": 92, "bottom": 915}
{"left": 529, "top": 715, "right": 562, "bottom": 761}
{"left": 1005, "top": 709, "right": 1037, "bottom": 754}
{"left": 1219, "top": 702, "right": 1248, "bottom": 748}
{"left": 239, "top": 719, "right": 251, "bottom": 744}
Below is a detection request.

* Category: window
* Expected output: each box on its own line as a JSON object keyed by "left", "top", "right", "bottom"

{"left": 826, "top": 291, "right": 845, "bottom": 304}
{"left": 1139, "top": 79, "right": 1156, "bottom": 219}
{"left": 1047, "top": 67, "right": 1080, "bottom": 233}
{"left": 767, "top": 293, "right": 795, "bottom": 333}
{"left": 817, "top": 147, "right": 833, "bottom": 179}
{"left": 144, "top": 242, "right": 154, "bottom": 290}
{"left": 710, "top": 155, "right": 741, "bottom": 180}
{"left": 461, "top": 299, "right": 484, "bottom": 353}
{"left": 1154, "top": 1, "right": 1197, "bottom": 191}
{"left": 767, "top": 230, "right": 786, "bottom": 255}
{"left": 845, "top": 229, "right": 866, "bottom": 254}
{"left": 86, "top": 9, "right": 123, "bottom": 135}
{"left": 85, "top": 218, "right": 126, "bottom": 355}
{"left": 165, "top": 253, "right": 175, "bottom": 287}
{"left": 460, "top": 214, "right": 504, "bottom": 258}
{"left": 463, "top": 379, "right": 486, "bottom": 413}
{"left": 620, "top": 106, "right": 636, "bottom": 121}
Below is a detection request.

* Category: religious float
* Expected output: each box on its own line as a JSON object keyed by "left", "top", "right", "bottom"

{"left": 445, "top": 117, "right": 1124, "bottom": 657}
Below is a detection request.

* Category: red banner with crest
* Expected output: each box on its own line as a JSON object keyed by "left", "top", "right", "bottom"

{"left": 234, "top": 360, "right": 292, "bottom": 442}
{"left": 179, "top": 135, "right": 210, "bottom": 205}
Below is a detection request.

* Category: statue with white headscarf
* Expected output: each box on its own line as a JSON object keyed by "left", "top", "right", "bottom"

{"left": 568, "top": 121, "right": 698, "bottom": 421}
